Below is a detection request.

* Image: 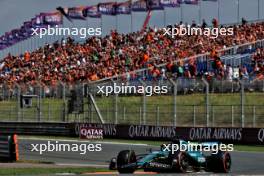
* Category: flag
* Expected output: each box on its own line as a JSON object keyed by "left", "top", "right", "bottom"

{"left": 31, "top": 15, "right": 45, "bottom": 28}
{"left": 0, "top": 41, "right": 7, "bottom": 50}
{"left": 160, "top": 0, "right": 180, "bottom": 7}
{"left": 98, "top": 2, "right": 117, "bottom": 15}
{"left": 68, "top": 6, "right": 87, "bottom": 20}
{"left": 132, "top": 0, "right": 148, "bottom": 11}
{"left": 18, "top": 26, "right": 30, "bottom": 40}
{"left": 56, "top": 7, "right": 73, "bottom": 22}
{"left": 22, "top": 21, "right": 35, "bottom": 37}
{"left": 40, "top": 12, "right": 63, "bottom": 25}
{"left": 2, "top": 35, "right": 10, "bottom": 48}
{"left": 28, "top": 16, "right": 46, "bottom": 36}
{"left": 116, "top": 1, "right": 131, "bottom": 14}
{"left": 147, "top": 0, "right": 164, "bottom": 10}
{"left": 84, "top": 5, "right": 101, "bottom": 18}
{"left": 11, "top": 29, "right": 27, "bottom": 41}
{"left": 178, "top": 0, "right": 199, "bottom": 4}
{"left": 5, "top": 32, "right": 17, "bottom": 46}
{"left": 0, "top": 36, "right": 8, "bottom": 50}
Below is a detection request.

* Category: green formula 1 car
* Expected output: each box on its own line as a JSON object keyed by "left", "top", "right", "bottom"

{"left": 109, "top": 139, "right": 231, "bottom": 174}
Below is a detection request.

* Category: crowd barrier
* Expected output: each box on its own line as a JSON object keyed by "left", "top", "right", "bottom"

{"left": 0, "top": 122, "right": 263, "bottom": 145}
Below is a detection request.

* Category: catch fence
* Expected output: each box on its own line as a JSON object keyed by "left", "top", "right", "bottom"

{"left": 0, "top": 78, "right": 263, "bottom": 128}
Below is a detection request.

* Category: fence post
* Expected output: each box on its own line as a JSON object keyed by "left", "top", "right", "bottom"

{"left": 139, "top": 80, "right": 146, "bottom": 125}
{"left": 139, "top": 107, "right": 142, "bottom": 125}
{"left": 61, "top": 82, "right": 66, "bottom": 122}
{"left": 21, "top": 105, "right": 24, "bottom": 121}
{"left": 37, "top": 83, "right": 42, "bottom": 122}
{"left": 91, "top": 106, "right": 94, "bottom": 123}
{"left": 15, "top": 84, "right": 20, "bottom": 122}
{"left": 123, "top": 106, "right": 126, "bottom": 122}
{"left": 156, "top": 106, "right": 160, "bottom": 126}
{"left": 106, "top": 107, "right": 109, "bottom": 123}
{"left": 111, "top": 80, "right": 118, "bottom": 124}
{"left": 111, "top": 79, "right": 118, "bottom": 124}
{"left": 231, "top": 105, "right": 234, "bottom": 127}
{"left": 253, "top": 106, "right": 256, "bottom": 127}
{"left": 114, "top": 93, "right": 118, "bottom": 124}
{"left": 48, "top": 101, "right": 51, "bottom": 121}
{"left": 212, "top": 106, "right": 215, "bottom": 127}
{"left": 169, "top": 78, "right": 177, "bottom": 126}
{"left": 87, "top": 84, "right": 92, "bottom": 123}
{"left": 193, "top": 105, "right": 196, "bottom": 127}
{"left": 202, "top": 78, "right": 210, "bottom": 127}
{"left": 239, "top": 80, "right": 245, "bottom": 127}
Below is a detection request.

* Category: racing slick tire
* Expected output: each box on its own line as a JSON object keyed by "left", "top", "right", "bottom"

{"left": 117, "top": 150, "right": 137, "bottom": 174}
{"left": 206, "top": 151, "right": 231, "bottom": 173}
{"left": 171, "top": 151, "right": 190, "bottom": 173}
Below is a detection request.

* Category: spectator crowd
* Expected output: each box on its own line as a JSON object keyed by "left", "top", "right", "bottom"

{"left": 0, "top": 19, "right": 264, "bottom": 88}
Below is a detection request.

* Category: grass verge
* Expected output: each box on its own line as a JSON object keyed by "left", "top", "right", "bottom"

{"left": 0, "top": 167, "right": 108, "bottom": 175}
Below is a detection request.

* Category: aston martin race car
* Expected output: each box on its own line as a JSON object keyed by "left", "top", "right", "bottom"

{"left": 109, "top": 139, "right": 231, "bottom": 173}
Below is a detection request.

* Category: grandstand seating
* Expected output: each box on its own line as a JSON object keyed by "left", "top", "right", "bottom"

{"left": 0, "top": 20, "right": 264, "bottom": 87}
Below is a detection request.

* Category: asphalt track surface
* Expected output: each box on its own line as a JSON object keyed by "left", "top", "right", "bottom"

{"left": 18, "top": 138, "right": 264, "bottom": 175}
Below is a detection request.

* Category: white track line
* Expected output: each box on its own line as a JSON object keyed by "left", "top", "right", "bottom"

{"left": 56, "top": 163, "right": 108, "bottom": 167}
{"left": 232, "top": 150, "right": 264, "bottom": 154}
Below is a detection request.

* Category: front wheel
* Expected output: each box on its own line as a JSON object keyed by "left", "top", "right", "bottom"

{"left": 117, "top": 150, "right": 137, "bottom": 173}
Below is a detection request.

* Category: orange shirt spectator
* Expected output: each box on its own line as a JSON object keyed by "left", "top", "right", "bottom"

{"left": 90, "top": 73, "right": 99, "bottom": 81}
{"left": 143, "top": 53, "right": 149, "bottom": 63}
{"left": 24, "top": 51, "right": 30, "bottom": 62}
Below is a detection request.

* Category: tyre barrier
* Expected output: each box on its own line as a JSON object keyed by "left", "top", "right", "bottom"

{"left": 0, "top": 134, "right": 19, "bottom": 162}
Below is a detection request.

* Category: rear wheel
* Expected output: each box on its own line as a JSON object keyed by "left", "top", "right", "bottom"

{"left": 117, "top": 150, "right": 137, "bottom": 173}
{"left": 221, "top": 152, "right": 231, "bottom": 172}
{"left": 206, "top": 151, "right": 231, "bottom": 173}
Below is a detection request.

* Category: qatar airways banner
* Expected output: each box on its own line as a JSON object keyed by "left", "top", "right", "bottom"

{"left": 79, "top": 125, "right": 104, "bottom": 139}
{"left": 74, "top": 123, "right": 264, "bottom": 145}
